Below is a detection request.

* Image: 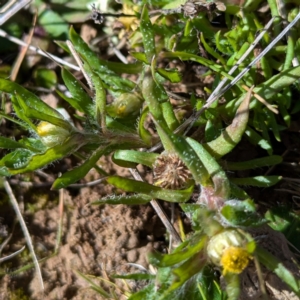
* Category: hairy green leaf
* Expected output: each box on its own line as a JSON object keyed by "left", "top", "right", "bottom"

{"left": 92, "top": 193, "right": 152, "bottom": 205}
{"left": 107, "top": 176, "right": 193, "bottom": 203}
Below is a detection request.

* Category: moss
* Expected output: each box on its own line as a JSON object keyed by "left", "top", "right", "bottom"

{"left": 9, "top": 288, "right": 30, "bottom": 300}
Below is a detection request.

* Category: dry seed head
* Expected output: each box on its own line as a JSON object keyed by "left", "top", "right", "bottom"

{"left": 153, "top": 152, "right": 191, "bottom": 189}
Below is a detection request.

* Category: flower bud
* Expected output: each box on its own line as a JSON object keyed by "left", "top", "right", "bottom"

{"left": 37, "top": 121, "right": 70, "bottom": 147}
{"left": 107, "top": 93, "right": 143, "bottom": 118}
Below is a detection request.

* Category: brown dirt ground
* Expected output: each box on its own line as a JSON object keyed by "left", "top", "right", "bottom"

{"left": 1, "top": 151, "right": 300, "bottom": 300}
{"left": 0, "top": 157, "right": 167, "bottom": 300}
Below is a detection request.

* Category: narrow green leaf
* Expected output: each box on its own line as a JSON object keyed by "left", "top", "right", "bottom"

{"left": 162, "top": 52, "right": 231, "bottom": 79}
{"left": 261, "top": 55, "right": 273, "bottom": 78}
{"left": 230, "top": 175, "right": 282, "bottom": 187}
{"left": 278, "top": 97, "right": 291, "bottom": 127}
{"left": 245, "top": 126, "right": 273, "bottom": 154}
{"left": 69, "top": 27, "right": 142, "bottom": 74}
{"left": 203, "top": 87, "right": 252, "bottom": 159}
{"left": 130, "top": 52, "right": 148, "bottom": 63}
{"left": 39, "top": 9, "right": 68, "bottom": 38}
{"left": 61, "top": 68, "right": 93, "bottom": 114}
{"left": 34, "top": 68, "right": 57, "bottom": 89}
{"left": 107, "top": 176, "right": 194, "bottom": 203}
{"left": 112, "top": 273, "right": 155, "bottom": 280}
{"left": 150, "top": 59, "right": 169, "bottom": 103}
{"left": 221, "top": 199, "right": 266, "bottom": 227}
{"left": 52, "top": 144, "right": 115, "bottom": 189}
{"left": 170, "top": 251, "right": 207, "bottom": 292}
{"left": 74, "top": 270, "right": 111, "bottom": 298}
{"left": 264, "top": 109, "right": 281, "bottom": 141}
{"left": 0, "top": 137, "right": 27, "bottom": 149}
{"left": 54, "top": 40, "right": 70, "bottom": 53}
{"left": 56, "top": 89, "right": 89, "bottom": 116}
{"left": 142, "top": 69, "right": 209, "bottom": 185}
{"left": 149, "top": 233, "right": 207, "bottom": 267}
{"left": 216, "top": 30, "right": 233, "bottom": 55}
{"left": 140, "top": 5, "right": 156, "bottom": 62}
{"left": 161, "top": 102, "right": 180, "bottom": 131}
{"left": 15, "top": 93, "right": 73, "bottom": 132}
{"left": 69, "top": 27, "right": 135, "bottom": 91}
{"left": 265, "top": 207, "right": 293, "bottom": 232}
{"left": 18, "top": 138, "right": 47, "bottom": 153}
{"left": 1, "top": 149, "right": 33, "bottom": 169}
{"left": 113, "top": 150, "right": 158, "bottom": 168}
{"left": 283, "top": 29, "right": 295, "bottom": 70}
{"left": 255, "top": 66, "right": 300, "bottom": 100}
{"left": 200, "top": 32, "right": 226, "bottom": 65}
{"left": 128, "top": 283, "right": 156, "bottom": 300}
{"left": 142, "top": 68, "right": 167, "bottom": 123}
{"left": 92, "top": 193, "right": 152, "bottom": 205}
{"left": 0, "top": 78, "right": 63, "bottom": 119}
{"left": 197, "top": 267, "right": 225, "bottom": 300}
{"left": 11, "top": 94, "right": 36, "bottom": 130}
{"left": 205, "top": 118, "right": 222, "bottom": 143}
{"left": 138, "top": 107, "right": 152, "bottom": 146}
{"left": 0, "top": 111, "right": 27, "bottom": 129}
{"left": 8, "top": 134, "right": 86, "bottom": 175}
{"left": 256, "top": 246, "right": 300, "bottom": 295}
{"left": 90, "top": 71, "right": 106, "bottom": 128}
{"left": 229, "top": 183, "right": 250, "bottom": 200}
{"left": 223, "top": 273, "right": 241, "bottom": 300}
{"left": 224, "top": 155, "right": 282, "bottom": 170}
{"left": 187, "top": 137, "right": 230, "bottom": 198}
{"left": 157, "top": 68, "right": 182, "bottom": 83}
{"left": 191, "top": 17, "right": 218, "bottom": 38}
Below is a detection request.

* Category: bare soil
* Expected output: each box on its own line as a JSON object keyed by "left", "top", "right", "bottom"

{"left": 0, "top": 157, "right": 167, "bottom": 300}
{"left": 1, "top": 149, "right": 300, "bottom": 300}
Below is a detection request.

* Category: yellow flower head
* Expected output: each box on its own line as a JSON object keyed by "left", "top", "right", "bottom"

{"left": 207, "top": 229, "right": 254, "bottom": 275}
{"left": 220, "top": 246, "right": 251, "bottom": 275}
{"left": 118, "top": 3, "right": 139, "bottom": 31}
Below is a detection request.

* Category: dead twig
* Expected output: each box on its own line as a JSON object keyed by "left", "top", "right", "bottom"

{"left": 129, "top": 168, "right": 182, "bottom": 245}
{"left": 0, "top": 246, "right": 26, "bottom": 264}
{"left": 3, "top": 179, "right": 44, "bottom": 292}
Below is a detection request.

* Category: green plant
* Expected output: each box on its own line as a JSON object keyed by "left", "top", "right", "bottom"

{"left": 1, "top": 0, "right": 300, "bottom": 299}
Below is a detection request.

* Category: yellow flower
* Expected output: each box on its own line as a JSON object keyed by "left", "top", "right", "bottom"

{"left": 220, "top": 246, "right": 251, "bottom": 274}
{"left": 207, "top": 229, "right": 252, "bottom": 274}
{"left": 118, "top": 3, "right": 139, "bottom": 31}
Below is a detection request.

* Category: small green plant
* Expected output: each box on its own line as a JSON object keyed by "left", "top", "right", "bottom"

{"left": 1, "top": 0, "right": 300, "bottom": 299}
